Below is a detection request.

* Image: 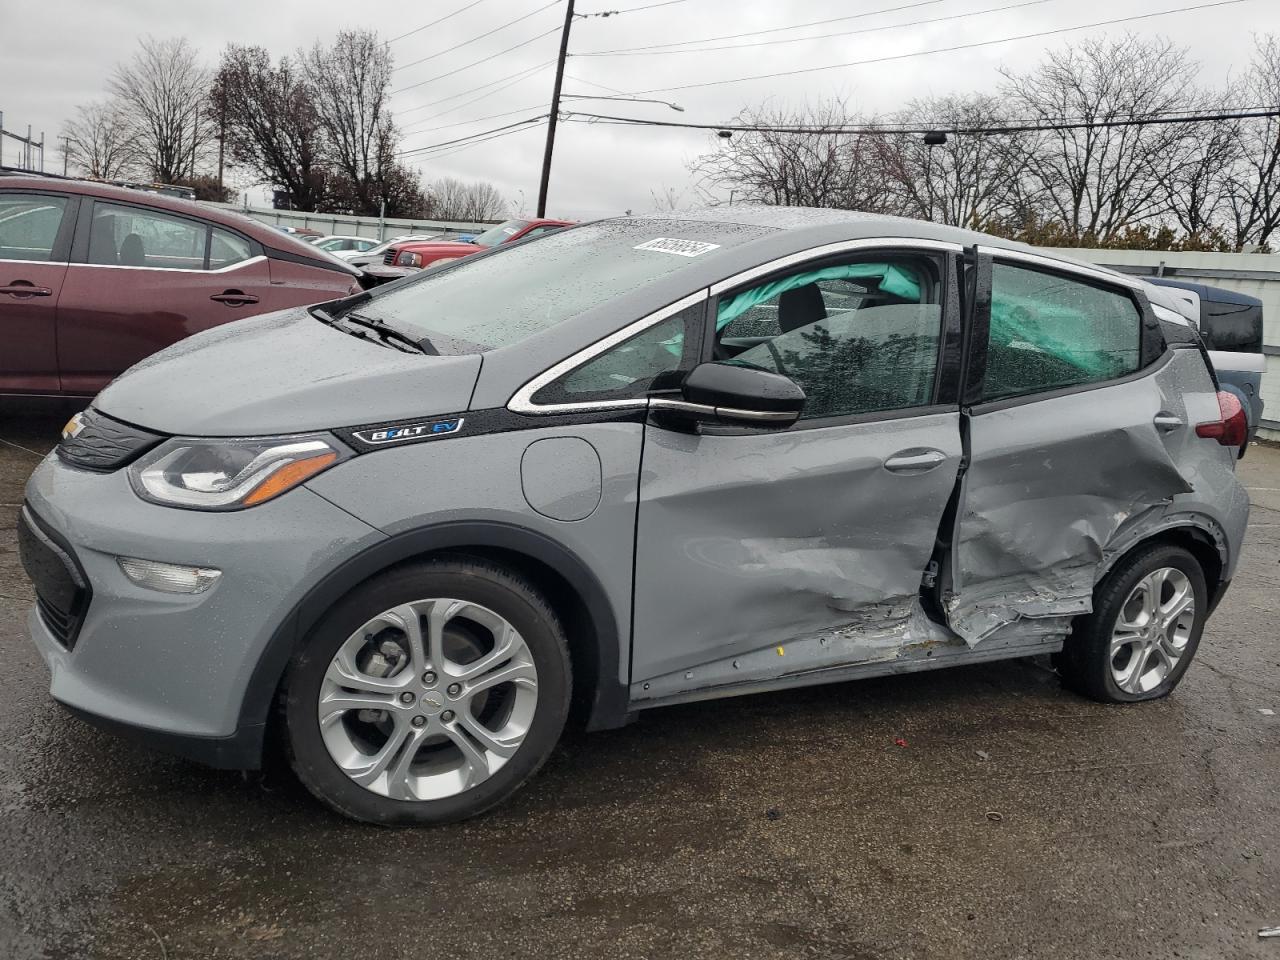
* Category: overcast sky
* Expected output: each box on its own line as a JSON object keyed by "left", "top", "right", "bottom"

{"left": 4, "top": 0, "right": 1279, "bottom": 219}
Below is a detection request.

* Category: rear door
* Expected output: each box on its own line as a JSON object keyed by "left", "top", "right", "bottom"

{"left": 628, "top": 243, "right": 966, "bottom": 697}
{"left": 56, "top": 199, "right": 273, "bottom": 393}
{"left": 0, "top": 190, "right": 76, "bottom": 395}
{"left": 943, "top": 249, "right": 1192, "bottom": 644}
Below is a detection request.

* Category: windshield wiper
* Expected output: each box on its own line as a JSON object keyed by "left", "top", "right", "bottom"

{"left": 343, "top": 312, "right": 439, "bottom": 355}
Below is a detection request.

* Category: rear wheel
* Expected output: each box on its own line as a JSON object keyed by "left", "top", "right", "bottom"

{"left": 283, "top": 558, "right": 571, "bottom": 824}
{"left": 1058, "top": 544, "right": 1207, "bottom": 703}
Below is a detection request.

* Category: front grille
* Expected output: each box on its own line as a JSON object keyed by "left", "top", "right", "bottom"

{"left": 17, "top": 506, "right": 91, "bottom": 650}
{"left": 58, "top": 408, "right": 165, "bottom": 472}
{"left": 382, "top": 249, "right": 398, "bottom": 265}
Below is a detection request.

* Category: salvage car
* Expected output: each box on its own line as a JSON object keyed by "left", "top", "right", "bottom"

{"left": 19, "top": 209, "right": 1249, "bottom": 824}
{"left": 0, "top": 175, "right": 362, "bottom": 398}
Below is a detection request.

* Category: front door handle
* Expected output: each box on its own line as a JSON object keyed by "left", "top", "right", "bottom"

{"left": 210, "top": 289, "right": 259, "bottom": 306}
{"left": 883, "top": 448, "right": 948, "bottom": 474}
{"left": 0, "top": 282, "right": 53, "bottom": 298}
{"left": 1153, "top": 413, "right": 1184, "bottom": 432}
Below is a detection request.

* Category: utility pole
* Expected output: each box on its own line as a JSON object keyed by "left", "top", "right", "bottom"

{"left": 61, "top": 134, "right": 69, "bottom": 176}
{"left": 536, "top": 0, "right": 575, "bottom": 218}
{"left": 216, "top": 88, "right": 226, "bottom": 194}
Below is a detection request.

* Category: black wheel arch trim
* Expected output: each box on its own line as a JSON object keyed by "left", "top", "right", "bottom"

{"left": 234, "top": 519, "right": 630, "bottom": 767}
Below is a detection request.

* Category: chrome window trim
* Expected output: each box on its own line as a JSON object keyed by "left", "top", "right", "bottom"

{"left": 70, "top": 254, "right": 267, "bottom": 275}
{"left": 648, "top": 397, "right": 797, "bottom": 422}
{"left": 707, "top": 237, "right": 963, "bottom": 296}
{"left": 981, "top": 246, "right": 1145, "bottom": 292}
{"left": 507, "top": 290, "right": 709, "bottom": 415}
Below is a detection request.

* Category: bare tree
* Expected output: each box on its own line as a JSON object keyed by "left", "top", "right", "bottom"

{"left": 212, "top": 45, "right": 327, "bottom": 211}
{"left": 999, "top": 35, "right": 1201, "bottom": 242}
{"left": 879, "top": 95, "right": 1034, "bottom": 228}
{"left": 649, "top": 185, "right": 688, "bottom": 212}
{"left": 61, "top": 100, "right": 139, "bottom": 180}
{"left": 1164, "top": 94, "right": 1241, "bottom": 239}
{"left": 692, "top": 100, "right": 894, "bottom": 211}
{"left": 1224, "top": 35, "right": 1280, "bottom": 250}
{"left": 302, "top": 30, "right": 396, "bottom": 214}
{"left": 427, "top": 177, "right": 508, "bottom": 220}
{"left": 109, "top": 36, "right": 212, "bottom": 184}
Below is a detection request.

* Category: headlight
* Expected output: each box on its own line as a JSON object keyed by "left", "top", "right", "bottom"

{"left": 129, "top": 434, "right": 348, "bottom": 510}
{"left": 397, "top": 251, "right": 422, "bottom": 267}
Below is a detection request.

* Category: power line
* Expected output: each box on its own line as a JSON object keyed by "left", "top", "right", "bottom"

{"left": 577, "top": 0, "right": 690, "bottom": 16}
{"left": 571, "top": 0, "right": 946, "bottom": 55}
{"left": 399, "top": 67, "right": 553, "bottom": 131}
{"left": 575, "top": 0, "right": 1061, "bottom": 57}
{"left": 393, "top": 25, "right": 562, "bottom": 93}
{"left": 411, "top": 120, "right": 550, "bottom": 163}
{"left": 626, "top": 0, "right": 1259, "bottom": 95}
{"left": 403, "top": 101, "right": 549, "bottom": 139}
{"left": 563, "top": 71, "right": 627, "bottom": 94}
{"left": 388, "top": 0, "right": 489, "bottom": 45}
{"left": 560, "top": 106, "right": 1280, "bottom": 136}
{"left": 395, "top": 0, "right": 561, "bottom": 72}
{"left": 398, "top": 115, "right": 550, "bottom": 158}
{"left": 393, "top": 59, "right": 555, "bottom": 116}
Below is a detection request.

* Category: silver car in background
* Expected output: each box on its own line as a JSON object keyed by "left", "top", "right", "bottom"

{"left": 19, "top": 208, "right": 1249, "bottom": 824}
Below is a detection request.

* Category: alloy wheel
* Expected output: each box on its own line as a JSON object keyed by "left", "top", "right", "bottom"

{"left": 317, "top": 598, "right": 539, "bottom": 801}
{"left": 1108, "top": 567, "right": 1196, "bottom": 695}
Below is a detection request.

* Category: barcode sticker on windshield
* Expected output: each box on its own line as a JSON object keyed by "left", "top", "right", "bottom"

{"left": 634, "top": 237, "right": 721, "bottom": 257}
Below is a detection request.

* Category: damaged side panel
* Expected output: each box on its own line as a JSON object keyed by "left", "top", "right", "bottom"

{"left": 630, "top": 411, "right": 962, "bottom": 684}
{"left": 944, "top": 352, "right": 1207, "bottom": 645}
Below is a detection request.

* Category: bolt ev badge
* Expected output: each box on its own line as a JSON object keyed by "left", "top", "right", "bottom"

{"left": 352, "top": 418, "right": 464, "bottom": 445}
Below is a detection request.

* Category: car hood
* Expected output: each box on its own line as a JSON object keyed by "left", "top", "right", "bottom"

{"left": 94, "top": 308, "right": 482, "bottom": 437}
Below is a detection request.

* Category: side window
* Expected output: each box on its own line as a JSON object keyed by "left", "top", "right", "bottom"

{"left": 983, "top": 263, "right": 1142, "bottom": 401}
{"left": 530, "top": 304, "right": 698, "bottom": 405}
{"left": 717, "top": 259, "right": 942, "bottom": 420}
{"left": 0, "top": 193, "right": 68, "bottom": 262}
{"left": 87, "top": 202, "right": 208, "bottom": 270}
{"left": 209, "top": 228, "right": 253, "bottom": 269}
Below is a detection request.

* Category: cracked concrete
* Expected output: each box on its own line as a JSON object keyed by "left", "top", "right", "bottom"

{"left": 0, "top": 405, "right": 1277, "bottom": 960}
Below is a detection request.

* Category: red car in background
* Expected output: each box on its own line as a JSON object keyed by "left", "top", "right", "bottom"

{"left": 0, "top": 174, "right": 363, "bottom": 398}
{"left": 364, "top": 217, "right": 572, "bottom": 284}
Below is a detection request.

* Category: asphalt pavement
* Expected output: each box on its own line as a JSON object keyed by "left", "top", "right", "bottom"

{"left": 1, "top": 404, "right": 1277, "bottom": 960}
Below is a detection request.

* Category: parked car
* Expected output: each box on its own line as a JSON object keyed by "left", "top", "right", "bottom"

{"left": 363, "top": 218, "right": 572, "bottom": 284}
{"left": 1146, "top": 277, "right": 1265, "bottom": 450}
{"left": 20, "top": 208, "right": 1248, "bottom": 825}
{"left": 0, "top": 175, "right": 363, "bottom": 397}
{"left": 309, "top": 235, "right": 378, "bottom": 255}
{"left": 338, "top": 234, "right": 442, "bottom": 267}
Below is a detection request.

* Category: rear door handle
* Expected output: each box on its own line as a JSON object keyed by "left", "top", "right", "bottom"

{"left": 883, "top": 448, "right": 948, "bottom": 474}
{"left": 0, "top": 283, "right": 53, "bottom": 297}
{"left": 210, "top": 290, "right": 259, "bottom": 306}
{"left": 1153, "top": 413, "right": 1184, "bottom": 432}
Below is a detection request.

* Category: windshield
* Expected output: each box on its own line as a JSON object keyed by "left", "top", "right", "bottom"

{"left": 354, "top": 219, "right": 771, "bottom": 352}
{"left": 471, "top": 219, "right": 528, "bottom": 248}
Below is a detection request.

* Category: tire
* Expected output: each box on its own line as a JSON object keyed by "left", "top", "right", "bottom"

{"left": 1058, "top": 543, "right": 1207, "bottom": 704}
{"left": 282, "top": 557, "right": 571, "bottom": 825}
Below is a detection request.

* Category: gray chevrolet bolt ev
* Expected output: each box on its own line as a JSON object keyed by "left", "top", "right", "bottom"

{"left": 19, "top": 208, "right": 1250, "bottom": 824}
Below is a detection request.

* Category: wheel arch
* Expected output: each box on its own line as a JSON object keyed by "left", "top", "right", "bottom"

{"left": 1098, "top": 516, "right": 1229, "bottom": 610}
{"left": 238, "top": 521, "right": 630, "bottom": 765}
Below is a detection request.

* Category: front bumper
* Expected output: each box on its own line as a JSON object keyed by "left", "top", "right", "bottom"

{"left": 21, "top": 452, "right": 384, "bottom": 766}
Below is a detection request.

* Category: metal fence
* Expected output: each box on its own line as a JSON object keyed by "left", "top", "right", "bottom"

{"left": 207, "top": 202, "right": 490, "bottom": 241}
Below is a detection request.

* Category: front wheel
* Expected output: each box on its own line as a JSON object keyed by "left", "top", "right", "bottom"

{"left": 282, "top": 558, "right": 571, "bottom": 825}
{"left": 1058, "top": 544, "right": 1207, "bottom": 703}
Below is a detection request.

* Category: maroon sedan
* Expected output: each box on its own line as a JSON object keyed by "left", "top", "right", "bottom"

{"left": 0, "top": 175, "right": 362, "bottom": 398}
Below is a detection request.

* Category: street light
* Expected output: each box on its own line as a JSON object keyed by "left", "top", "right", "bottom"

{"left": 560, "top": 94, "right": 685, "bottom": 112}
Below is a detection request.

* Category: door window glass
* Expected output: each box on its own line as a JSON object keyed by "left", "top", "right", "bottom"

{"left": 531, "top": 305, "right": 696, "bottom": 405}
{"left": 717, "top": 259, "right": 942, "bottom": 420}
{"left": 0, "top": 194, "right": 68, "bottom": 262}
{"left": 88, "top": 202, "right": 208, "bottom": 270}
{"left": 983, "top": 262, "right": 1142, "bottom": 401}
{"left": 209, "top": 228, "right": 253, "bottom": 269}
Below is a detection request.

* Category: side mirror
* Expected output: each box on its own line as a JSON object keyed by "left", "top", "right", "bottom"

{"left": 652, "top": 362, "right": 805, "bottom": 429}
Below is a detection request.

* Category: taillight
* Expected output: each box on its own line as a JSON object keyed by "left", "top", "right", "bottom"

{"left": 396, "top": 251, "right": 422, "bottom": 267}
{"left": 1195, "top": 390, "right": 1248, "bottom": 447}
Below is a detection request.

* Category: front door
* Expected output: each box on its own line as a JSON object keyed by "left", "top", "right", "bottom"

{"left": 56, "top": 199, "right": 272, "bottom": 394}
{"left": 0, "top": 191, "right": 75, "bottom": 395}
{"left": 630, "top": 247, "right": 964, "bottom": 698}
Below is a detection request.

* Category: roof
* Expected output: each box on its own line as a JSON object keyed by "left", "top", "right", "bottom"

{"left": 1147, "top": 276, "right": 1263, "bottom": 307}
